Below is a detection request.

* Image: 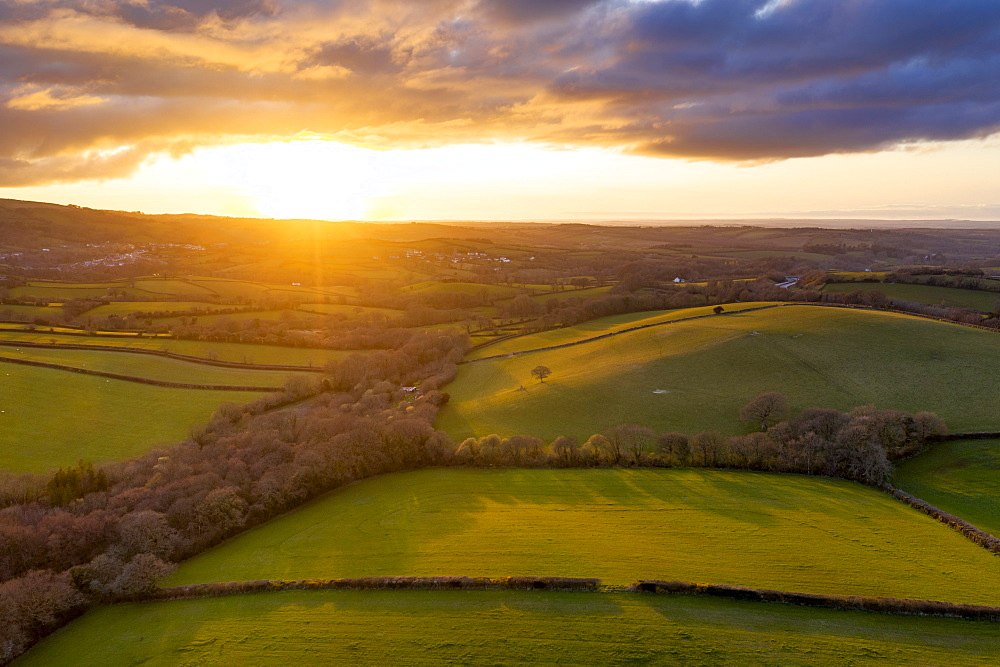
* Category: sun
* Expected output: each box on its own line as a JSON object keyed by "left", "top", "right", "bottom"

{"left": 213, "top": 140, "right": 383, "bottom": 220}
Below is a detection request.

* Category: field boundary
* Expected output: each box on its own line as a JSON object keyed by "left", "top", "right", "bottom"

{"left": 884, "top": 485, "right": 1000, "bottom": 554}
{"left": 634, "top": 580, "right": 1000, "bottom": 621}
{"left": 463, "top": 302, "right": 1000, "bottom": 364}
{"left": 139, "top": 576, "right": 1000, "bottom": 622}
{"left": 0, "top": 355, "right": 282, "bottom": 392}
{"left": 147, "top": 576, "right": 601, "bottom": 601}
{"left": 465, "top": 304, "right": 786, "bottom": 362}
{"left": 0, "top": 340, "right": 326, "bottom": 373}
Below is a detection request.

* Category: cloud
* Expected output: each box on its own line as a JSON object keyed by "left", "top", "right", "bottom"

{"left": 0, "top": 0, "right": 998, "bottom": 184}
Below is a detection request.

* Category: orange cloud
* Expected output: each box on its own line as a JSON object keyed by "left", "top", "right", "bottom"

{"left": 0, "top": 0, "right": 997, "bottom": 186}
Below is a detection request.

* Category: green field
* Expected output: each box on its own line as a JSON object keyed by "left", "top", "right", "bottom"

{"left": 297, "top": 303, "right": 401, "bottom": 317}
{"left": 824, "top": 281, "right": 1000, "bottom": 311}
{"left": 131, "top": 279, "right": 217, "bottom": 297}
{"left": 9, "top": 285, "right": 115, "bottom": 299}
{"left": 0, "top": 346, "right": 305, "bottom": 386}
{"left": 468, "top": 303, "right": 777, "bottom": 360}
{"left": 895, "top": 439, "right": 1000, "bottom": 537}
{"left": 529, "top": 285, "right": 614, "bottom": 303}
{"left": 0, "top": 364, "right": 261, "bottom": 473}
{"left": 84, "top": 301, "right": 244, "bottom": 318}
{"left": 0, "top": 330, "right": 352, "bottom": 366}
{"left": 0, "top": 304, "right": 64, "bottom": 319}
{"left": 153, "top": 309, "right": 304, "bottom": 326}
{"left": 167, "top": 469, "right": 1000, "bottom": 605}
{"left": 20, "top": 589, "right": 1000, "bottom": 666}
{"left": 443, "top": 305, "right": 1000, "bottom": 440}
{"left": 402, "top": 281, "right": 524, "bottom": 300}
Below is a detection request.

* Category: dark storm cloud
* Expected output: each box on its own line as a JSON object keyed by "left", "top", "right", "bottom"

{"left": 1, "top": 0, "right": 999, "bottom": 184}
{"left": 476, "top": 0, "right": 603, "bottom": 24}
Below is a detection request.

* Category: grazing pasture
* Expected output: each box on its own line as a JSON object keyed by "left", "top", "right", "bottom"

{"left": 167, "top": 469, "right": 1000, "bottom": 605}
{"left": 529, "top": 285, "right": 613, "bottom": 303}
{"left": 0, "top": 364, "right": 261, "bottom": 473}
{"left": 0, "top": 330, "right": 353, "bottom": 366}
{"left": 131, "top": 279, "right": 217, "bottom": 297}
{"left": 0, "top": 304, "right": 64, "bottom": 319}
{"left": 83, "top": 301, "right": 243, "bottom": 318}
{"left": 823, "top": 281, "right": 1000, "bottom": 311}
{"left": 8, "top": 283, "right": 118, "bottom": 299}
{"left": 20, "top": 590, "right": 1000, "bottom": 666}
{"left": 467, "top": 303, "right": 779, "bottom": 360}
{"left": 297, "top": 303, "right": 402, "bottom": 317}
{"left": 152, "top": 309, "right": 303, "bottom": 326}
{"left": 402, "top": 281, "right": 524, "bottom": 300}
{"left": 895, "top": 439, "right": 1000, "bottom": 537}
{"left": 0, "top": 346, "right": 306, "bottom": 386}
{"left": 442, "top": 305, "right": 1000, "bottom": 440}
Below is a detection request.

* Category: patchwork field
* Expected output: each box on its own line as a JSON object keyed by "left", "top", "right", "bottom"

{"left": 402, "top": 281, "right": 524, "bottom": 300}
{"left": 0, "top": 363, "right": 261, "bottom": 473}
{"left": 530, "top": 285, "right": 613, "bottom": 303}
{"left": 443, "top": 304, "right": 1000, "bottom": 440}
{"left": 167, "top": 469, "right": 1000, "bottom": 605}
{"left": 9, "top": 284, "right": 118, "bottom": 299}
{"left": 824, "top": 281, "right": 1000, "bottom": 311}
{"left": 895, "top": 439, "right": 1000, "bottom": 537}
{"left": 0, "top": 330, "right": 353, "bottom": 366}
{"left": 297, "top": 303, "right": 402, "bottom": 317}
{"left": 0, "top": 346, "right": 305, "bottom": 386}
{"left": 20, "top": 590, "right": 1000, "bottom": 666}
{"left": 152, "top": 309, "right": 304, "bottom": 326}
{"left": 83, "top": 301, "right": 241, "bottom": 317}
{"left": 0, "top": 303, "right": 64, "bottom": 319}
{"left": 7, "top": 278, "right": 360, "bottom": 303}
{"left": 131, "top": 279, "right": 217, "bottom": 297}
{"left": 467, "top": 303, "right": 778, "bottom": 360}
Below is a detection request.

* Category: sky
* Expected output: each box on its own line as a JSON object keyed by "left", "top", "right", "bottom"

{"left": 1, "top": 0, "right": 998, "bottom": 222}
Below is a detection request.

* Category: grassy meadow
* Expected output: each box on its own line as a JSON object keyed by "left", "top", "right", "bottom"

{"left": 895, "top": 439, "right": 1000, "bottom": 537}
{"left": 402, "top": 281, "right": 524, "bottom": 300}
{"left": 83, "top": 301, "right": 241, "bottom": 317}
{"left": 0, "top": 330, "right": 352, "bottom": 366}
{"left": 167, "top": 469, "right": 1000, "bottom": 605}
{"left": 442, "top": 305, "right": 1000, "bottom": 440}
{"left": 467, "top": 303, "right": 778, "bottom": 360}
{"left": 0, "top": 363, "right": 261, "bottom": 473}
{"left": 529, "top": 285, "right": 613, "bottom": 303}
{"left": 20, "top": 589, "right": 1000, "bottom": 666}
{"left": 0, "top": 346, "right": 304, "bottom": 386}
{"left": 823, "top": 281, "right": 1000, "bottom": 311}
{"left": 0, "top": 303, "right": 64, "bottom": 319}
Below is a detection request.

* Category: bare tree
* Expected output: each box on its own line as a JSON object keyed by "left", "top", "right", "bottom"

{"left": 606, "top": 424, "right": 655, "bottom": 466}
{"left": 740, "top": 392, "right": 790, "bottom": 431}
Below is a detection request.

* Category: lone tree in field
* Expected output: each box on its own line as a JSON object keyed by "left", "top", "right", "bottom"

{"left": 531, "top": 365, "right": 552, "bottom": 383}
{"left": 740, "top": 391, "right": 789, "bottom": 431}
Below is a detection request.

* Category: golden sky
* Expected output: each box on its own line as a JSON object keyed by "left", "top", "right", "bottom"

{"left": 1, "top": 1, "right": 999, "bottom": 221}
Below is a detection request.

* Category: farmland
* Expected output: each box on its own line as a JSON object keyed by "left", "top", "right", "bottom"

{"left": 441, "top": 305, "right": 1000, "bottom": 440}
{"left": 83, "top": 301, "right": 243, "bottom": 318}
{"left": 895, "top": 439, "right": 1000, "bottom": 537}
{"left": 9, "top": 210, "right": 1000, "bottom": 664}
{"left": 467, "top": 303, "right": 779, "bottom": 360}
{"left": 167, "top": 468, "right": 1000, "bottom": 605}
{"left": 20, "top": 589, "right": 1000, "bottom": 666}
{"left": 823, "top": 281, "right": 1000, "bottom": 311}
{"left": 0, "top": 330, "right": 353, "bottom": 366}
{"left": 0, "top": 363, "right": 261, "bottom": 473}
{"left": 0, "top": 345, "right": 306, "bottom": 386}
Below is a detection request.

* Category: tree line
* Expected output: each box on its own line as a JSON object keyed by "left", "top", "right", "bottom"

{"left": 455, "top": 398, "right": 946, "bottom": 488}
{"left": 0, "top": 329, "right": 465, "bottom": 663}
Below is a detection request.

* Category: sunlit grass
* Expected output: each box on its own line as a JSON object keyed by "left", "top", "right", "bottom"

{"left": 167, "top": 468, "right": 1000, "bottom": 605}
